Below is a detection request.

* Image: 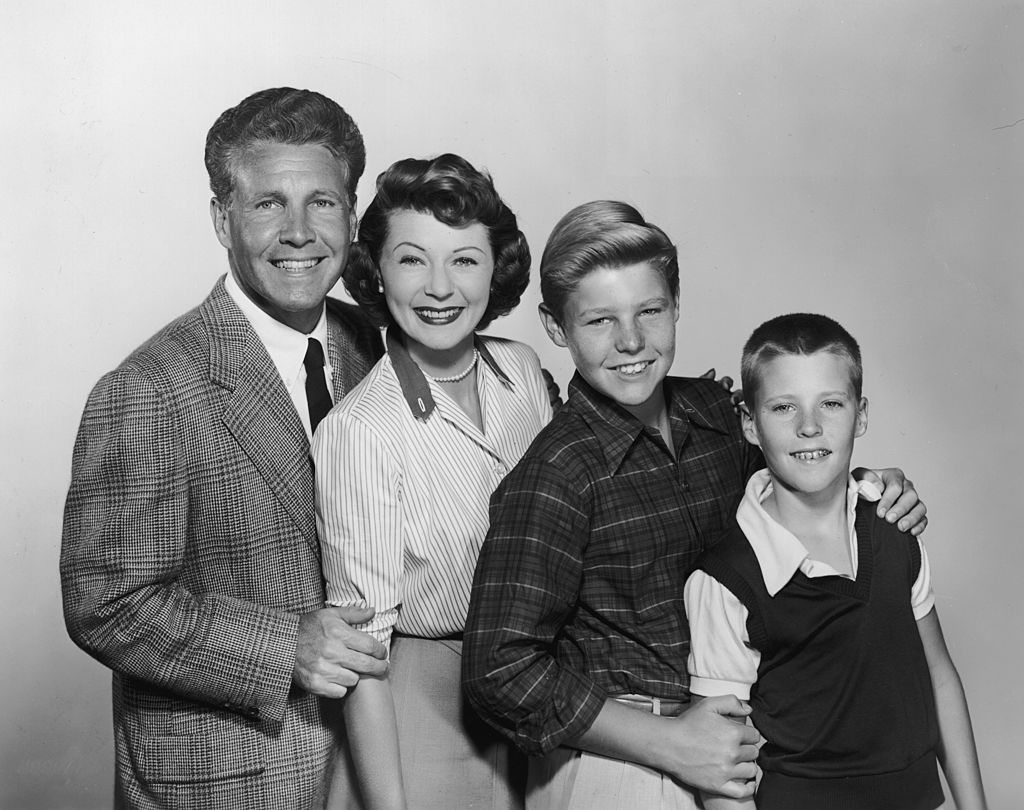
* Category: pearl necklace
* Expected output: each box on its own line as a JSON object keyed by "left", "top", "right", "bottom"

{"left": 424, "top": 349, "right": 479, "bottom": 384}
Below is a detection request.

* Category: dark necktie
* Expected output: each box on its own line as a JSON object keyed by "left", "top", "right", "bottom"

{"left": 303, "top": 338, "right": 332, "bottom": 435}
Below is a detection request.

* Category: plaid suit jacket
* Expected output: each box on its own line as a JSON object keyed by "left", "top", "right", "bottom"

{"left": 61, "top": 278, "right": 383, "bottom": 809}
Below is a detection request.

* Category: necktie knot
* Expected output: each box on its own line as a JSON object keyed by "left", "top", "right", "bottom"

{"left": 304, "top": 337, "right": 326, "bottom": 370}
{"left": 304, "top": 338, "right": 332, "bottom": 435}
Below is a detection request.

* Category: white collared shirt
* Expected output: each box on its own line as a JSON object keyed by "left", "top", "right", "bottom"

{"left": 684, "top": 469, "right": 934, "bottom": 699}
{"left": 224, "top": 272, "right": 333, "bottom": 442}
{"left": 311, "top": 334, "right": 553, "bottom": 646}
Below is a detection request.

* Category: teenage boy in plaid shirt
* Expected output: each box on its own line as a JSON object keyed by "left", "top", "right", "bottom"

{"left": 463, "top": 200, "right": 927, "bottom": 809}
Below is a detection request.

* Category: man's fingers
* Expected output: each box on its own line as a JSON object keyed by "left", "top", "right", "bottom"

{"left": 330, "top": 604, "right": 376, "bottom": 625}
{"left": 321, "top": 606, "right": 388, "bottom": 659}
{"left": 334, "top": 648, "right": 388, "bottom": 678}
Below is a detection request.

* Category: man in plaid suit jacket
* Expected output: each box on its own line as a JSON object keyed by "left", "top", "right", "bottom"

{"left": 61, "top": 88, "right": 388, "bottom": 809}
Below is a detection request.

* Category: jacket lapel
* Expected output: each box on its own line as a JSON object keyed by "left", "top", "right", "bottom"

{"left": 201, "top": 279, "right": 319, "bottom": 551}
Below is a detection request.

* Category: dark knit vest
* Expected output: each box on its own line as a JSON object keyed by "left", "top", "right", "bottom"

{"left": 695, "top": 501, "right": 943, "bottom": 810}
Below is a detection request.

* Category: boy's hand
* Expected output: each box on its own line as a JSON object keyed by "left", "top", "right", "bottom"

{"left": 852, "top": 467, "right": 928, "bottom": 535}
{"left": 700, "top": 368, "right": 744, "bottom": 414}
{"left": 541, "top": 367, "right": 563, "bottom": 411}
{"left": 657, "top": 695, "right": 760, "bottom": 798}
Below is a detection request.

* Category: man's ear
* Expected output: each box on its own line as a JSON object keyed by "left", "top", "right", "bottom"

{"left": 538, "top": 304, "right": 568, "bottom": 348}
{"left": 210, "top": 198, "right": 232, "bottom": 250}
{"left": 741, "top": 402, "right": 761, "bottom": 447}
{"left": 855, "top": 396, "right": 869, "bottom": 438}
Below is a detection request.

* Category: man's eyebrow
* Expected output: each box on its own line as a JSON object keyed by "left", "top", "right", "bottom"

{"left": 308, "top": 188, "right": 345, "bottom": 199}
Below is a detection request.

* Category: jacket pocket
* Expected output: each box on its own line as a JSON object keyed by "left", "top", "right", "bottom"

{"left": 137, "top": 721, "right": 266, "bottom": 784}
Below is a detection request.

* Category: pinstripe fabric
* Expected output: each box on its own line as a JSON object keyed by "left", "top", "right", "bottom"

{"left": 60, "top": 277, "right": 383, "bottom": 810}
{"left": 462, "top": 373, "right": 765, "bottom": 757}
{"left": 312, "top": 334, "right": 553, "bottom": 645}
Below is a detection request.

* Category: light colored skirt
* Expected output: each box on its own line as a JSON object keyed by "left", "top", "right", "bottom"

{"left": 327, "top": 635, "right": 526, "bottom": 810}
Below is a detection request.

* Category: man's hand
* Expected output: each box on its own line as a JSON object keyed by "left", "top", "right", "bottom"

{"left": 656, "top": 695, "right": 760, "bottom": 798}
{"left": 292, "top": 605, "right": 388, "bottom": 698}
{"left": 852, "top": 467, "right": 928, "bottom": 535}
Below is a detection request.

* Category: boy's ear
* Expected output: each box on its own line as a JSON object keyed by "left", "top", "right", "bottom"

{"left": 855, "top": 396, "right": 869, "bottom": 438}
{"left": 538, "top": 304, "right": 569, "bottom": 348}
{"left": 740, "top": 402, "right": 761, "bottom": 446}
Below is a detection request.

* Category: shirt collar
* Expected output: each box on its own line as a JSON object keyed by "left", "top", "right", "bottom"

{"left": 566, "top": 373, "right": 731, "bottom": 475}
{"left": 224, "top": 272, "right": 328, "bottom": 389}
{"left": 386, "top": 328, "right": 513, "bottom": 420}
{"left": 736, "top": 469, "right": 869, "bottom": 596}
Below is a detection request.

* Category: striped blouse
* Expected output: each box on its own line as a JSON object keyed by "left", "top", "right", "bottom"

{"left": 312, "top": 332, "right": 553, "bottom": 646}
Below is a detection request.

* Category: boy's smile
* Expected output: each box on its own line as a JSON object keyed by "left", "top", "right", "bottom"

{"left": 743, "top": 351, "right": 868, "bottom": 501}
{"left": 541, "top": 261, "right": 678, "bottom": 424}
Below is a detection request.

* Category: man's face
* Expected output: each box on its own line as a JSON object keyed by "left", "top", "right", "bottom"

{"left": 211, "top": 142, "right": 356, "bottom": 333}
{"left": 541, "top": 261, "right": 678, "bottom": 421}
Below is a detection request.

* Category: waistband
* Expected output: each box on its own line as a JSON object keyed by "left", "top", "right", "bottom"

{"left": 613, "top": 693, "right": 690, "bottom": 718}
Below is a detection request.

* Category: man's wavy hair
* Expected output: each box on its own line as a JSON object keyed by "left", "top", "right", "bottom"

{"left": 205, "top": 87, "right": 365, "bottom": 204}
{"left": 539, "top": 200, "right": 679, "bottom": 323}
{"left": 343, "top": 153, "right": 531, "bottom": 330}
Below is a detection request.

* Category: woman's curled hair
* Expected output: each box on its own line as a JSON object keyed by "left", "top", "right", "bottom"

{"left": 343, "top": 153, "right": 530, "bottom": 330}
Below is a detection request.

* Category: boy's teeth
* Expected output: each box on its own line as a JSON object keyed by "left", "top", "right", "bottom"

{"left": 616, "top": 361, "right": 650, "bottom": 375}
{"left": 792, "top": 449, "right": 831, "bottom": 460}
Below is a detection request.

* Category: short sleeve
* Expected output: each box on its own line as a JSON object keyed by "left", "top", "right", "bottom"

{"left": 911, "top": 535, "right": 935, "bottom": 621}
{"left": 683, "top": 569, "right": 760, "bottom": 700}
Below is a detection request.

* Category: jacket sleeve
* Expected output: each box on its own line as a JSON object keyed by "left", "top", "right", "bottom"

{"left": 60, "top": 365, "right": 298, "bottom": 723}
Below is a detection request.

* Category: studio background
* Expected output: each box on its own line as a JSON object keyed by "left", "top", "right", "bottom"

{"left": 2, "top": 2, "right": 1020, "bottom": 807}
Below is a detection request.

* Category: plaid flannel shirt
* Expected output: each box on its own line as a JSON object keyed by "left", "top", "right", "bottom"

{"left": 463, "top": 372, "right": 764, "bottom": 755}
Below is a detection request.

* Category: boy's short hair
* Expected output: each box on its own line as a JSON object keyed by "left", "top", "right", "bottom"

{"left": 343, "top": 153, "right": 531, "bottom": 330}
{"left": 539, "top": 200, "right": 679, "bottom": 322}
{"left": 741, "top": 313, "right": 863, "bottom": 406}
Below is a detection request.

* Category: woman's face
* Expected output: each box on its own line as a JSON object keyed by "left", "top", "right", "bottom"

{"left": 379, "top": 209, "right": 494, "bottom": 375}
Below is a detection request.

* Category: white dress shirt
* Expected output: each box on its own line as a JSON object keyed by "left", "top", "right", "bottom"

{"left": 312, "top": 333, "right": 553, "bottom": 646}
{"left": 225, "top": 272, "right": 332, "bottom": 441}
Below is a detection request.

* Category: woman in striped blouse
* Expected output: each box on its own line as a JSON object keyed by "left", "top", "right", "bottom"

{"left": 312, "top": 153, "right": 553, "bottom": 809}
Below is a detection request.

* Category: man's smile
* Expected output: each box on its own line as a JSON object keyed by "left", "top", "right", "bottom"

{"left": 270, "top": 258, "right": 323, "bottom": 271}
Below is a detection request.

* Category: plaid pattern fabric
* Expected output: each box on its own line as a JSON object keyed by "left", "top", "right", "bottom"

{"left": 60, "top": 278, "right": 383, "bottom": 809}
{"left": 463, "top": 373, "right": 764, "bottom": 756}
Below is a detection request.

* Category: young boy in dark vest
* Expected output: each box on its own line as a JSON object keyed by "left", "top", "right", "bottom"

{"left": 685, "top": 313, "right": 986, "bottom": 810}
